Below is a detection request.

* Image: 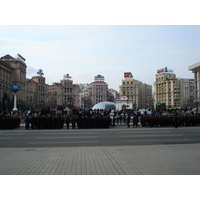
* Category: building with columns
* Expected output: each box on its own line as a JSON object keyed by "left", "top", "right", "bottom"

{"left": 0, "top": 54, "right": 27, "bottom": 110}
{"left": 188, "top": 62, "right": 200, "bottom": 108}
{"left": 0, "top": 60, "right": 13, "bottom": 111}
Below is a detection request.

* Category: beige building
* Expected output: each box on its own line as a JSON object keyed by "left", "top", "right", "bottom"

{"left": 0, "top": 54, "right": 27, "bottom": 110}
{"left": 60, "top": 78, "right": 80, "bottom": 108}
{"left": 25, "top": 75, "right": 49, "bottom": 110}
{"left": 154, "top": 72, "right": 194, "bottom": 109}
{"left": 79, "top": 75, "right": 113, "bottom": 108}
{"left": 119, "top": 78, "right": 152, "bottom": 110}
{"left": 188, "top": 62, "right": 200, "bottom": 107}
{"left": 48, "top": 75, "right": 80, "bottom": 109}
{"left": 48, "top": 82, "right": 64, "bottom": 108}
{"left": 79, "top": 87, "right": 92, "bottom": 109}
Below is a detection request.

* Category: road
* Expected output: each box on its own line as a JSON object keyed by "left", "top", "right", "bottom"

{"left": 0, "top": 126, "right": 200, "bottom": 148}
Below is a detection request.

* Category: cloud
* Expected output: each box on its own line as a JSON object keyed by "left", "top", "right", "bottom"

{"left": 0, "top": 25, "right": 199, "bottom": 91}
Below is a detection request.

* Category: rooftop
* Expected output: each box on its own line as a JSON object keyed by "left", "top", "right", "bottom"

{"left": 188, "top": 62, "right": 200, "bottom": 71}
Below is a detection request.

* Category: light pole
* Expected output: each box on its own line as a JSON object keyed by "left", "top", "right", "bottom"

{"left": 12, "top": 85, "right": 19, "bottom": 112}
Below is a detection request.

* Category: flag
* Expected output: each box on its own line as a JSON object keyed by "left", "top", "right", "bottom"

{"left": 124, "top": 72, "right": 133, "bottom": 78}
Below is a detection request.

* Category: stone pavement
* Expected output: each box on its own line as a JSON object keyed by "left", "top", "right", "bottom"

{"left": 0, "top": 143, "right": 200, "bottom": 175}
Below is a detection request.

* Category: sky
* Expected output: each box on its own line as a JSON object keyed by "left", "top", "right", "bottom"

{"left": 1, "top": 25, "right": 199, "bottom": 91}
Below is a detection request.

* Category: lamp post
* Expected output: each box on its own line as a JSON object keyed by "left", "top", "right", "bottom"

{"left": 12, "top": 85, "right": 19, "bottom": 112}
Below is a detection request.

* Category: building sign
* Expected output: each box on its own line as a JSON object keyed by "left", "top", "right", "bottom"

{"left": 157, "top": 67, "right": 173, "bottom": 74}
{"left": 63, "top": 74, "right": 72, "bottom": 79}
{"left": 124, "top": 72, "right": 133, "bottom": 79}
{"left": 94, "top": 74, "right": 105, "bottom": 82}
{"left": 157, "top": 68, "right": 164, "bottom": 73}
{"left": 17, "top": 53, "right": 26, "bottom": 62}
{"left": 37, "top": 69, "right": 44, "bottom": 76}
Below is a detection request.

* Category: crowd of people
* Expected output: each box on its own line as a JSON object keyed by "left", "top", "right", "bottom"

{"left": 24, "top": 114, "right": 112, "bottom": 130}
{"left": 0, "top": 116, "right": 21, "bottom": 129}
{"left": 24, "top": 109, "right": 113, "bottom": 130}
{"left": 139, "top": 114, "right": 200, "bottom": 127}
{"left": 1, "top": 108, "right": 200, "bottom": 130}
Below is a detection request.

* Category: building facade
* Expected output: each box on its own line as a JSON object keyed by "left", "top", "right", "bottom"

{"left": 48, "top": 82, "right": 64, "bottom": 108}
{"left": 25, "top": 76, "right": 49, "bottom": 110}
{"left": 0, "top": 54, "right": 27, "bottom": 110}
{"left": 48, "top": 75, "right": 80, "bottom": 109}
{"left": 116, "top": 96, "right": 133, "bottom": 110}
{"left": 79, "top": 74, "right": 113, "bottom": 108}
{"left": 79, "top": 86, "right": 92, "bottom": 109}
{"left": 154, "top": 71, "right": 194, "bottom": 109}
{"left": 89, "top": 75, "right": 108, "bottom": 106}
{"left": 119, "top": 75, "right": 152, "bottom": 110}
{"left": 0, "top": 60, "right": 13, "bottom": 111}
{"left": 188, "top": 62, "right": 200, "bottom": 108}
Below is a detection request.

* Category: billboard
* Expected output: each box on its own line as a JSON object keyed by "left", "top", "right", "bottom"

{"left": 157, "top": 67, "right": 173, "bottom": 74}
{"left": 124, "top": 72, "right": 133, "bottom": 78}
{"left": 37, "top": 69, "right": 44, "bottom": 76}
{"left": 63, "top": 74, "right": 72, "bottom": 79}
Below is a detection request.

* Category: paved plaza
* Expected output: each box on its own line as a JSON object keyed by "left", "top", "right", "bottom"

{"left": 0, "top": 143, "right": 200, "bottom": 175}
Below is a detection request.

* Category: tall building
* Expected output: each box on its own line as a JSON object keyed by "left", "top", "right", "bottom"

{"left": 154, "top": 68, "right": 194, "bottom": 109}
{"left": 0, "top": 60, "right": 13, "bottom": 111}
{"left": 90, "top": 74, "right": 108, "bottom": 105}
{"left": 188, "top": 62, "right": 200, "bottom": 108}
{"left": 79, "top": 74, "right": 112, "bottom": 108}
{"left": 48, "top": 74, "right": 80, "bottom": 109}
{"left": 25, "top": 74, "right": 49, "bottom": 110}
{"left": 119, "top": 72, "right": 152, "bottom": 110}
{"left": 48, "top": 82, "right": 64, "bottom": 108}
{"left": 0, "top": 54, "right": 27, "bottom": 110}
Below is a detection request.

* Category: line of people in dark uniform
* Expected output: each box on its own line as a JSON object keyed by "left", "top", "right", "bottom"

{"left": 25, "top": 113, "right": 112, "bottom": 129}
{"left": 139, "top": 114, "right": 200, "bottom": 127}
{"left": 25, "top": 115, "right": 65, "bottom": 129}
{"left": 67, "top": 115, "right": 112, "bottom": 129}
{"left": 25, "top": 112, "right": 200, "bottom": 129}
{"left": 0, "top": 116, "right": 21, "bottom": 129}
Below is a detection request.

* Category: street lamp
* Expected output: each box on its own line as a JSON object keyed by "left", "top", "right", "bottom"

{"left": 12, "top": 85, "right": 19, "bottom": 112}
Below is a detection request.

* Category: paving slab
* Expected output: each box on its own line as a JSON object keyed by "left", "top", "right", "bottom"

{"left": 0, "top": 143, "right": 200, "bottom": 175}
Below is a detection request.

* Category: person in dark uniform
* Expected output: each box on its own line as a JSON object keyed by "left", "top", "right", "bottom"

{"left": 112, "top": 116, "right": 116, "bottom": 127}
{"left": 31, "top": 116, "right": 36, "bottom": 129}
{"left": 66, "top": 116, "right": 71, "bottom": 129}
{"left": 25, "top": 116, "right": 30, "bottom": 129}
{"left": 133, "top": 115, "right": 139, "bottom": 128}
{"left": 127, "top": 114, "right": 130, "bottom": 128}
{"left": 174, "top": 113, "right": 178, "bottom": 128}
{"left": 71, "top": 116, "right": 76, "bottom": 129}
